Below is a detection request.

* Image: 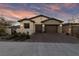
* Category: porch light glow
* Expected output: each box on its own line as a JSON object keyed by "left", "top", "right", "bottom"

{"left": 21, "top": 24, "right": 23, "bottom": 27}
{"left": 60, "top": 24, "right": 62, "bottom": 27}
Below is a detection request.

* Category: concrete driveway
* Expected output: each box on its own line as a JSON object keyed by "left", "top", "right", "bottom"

{"left": 27, "top": 33, "right": 79, "bottom": 43}
{"left": 0, "top": 33, "right": 79, "bottom": 56}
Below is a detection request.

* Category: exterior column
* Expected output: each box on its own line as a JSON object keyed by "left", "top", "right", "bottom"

{"left": 42, "top": 24, "right": 45, "bottom": 32}
{"left": 68, "top": 24, "right": 72, "bottom": 35}
{"left": 58, "top": 24, "right": 62, "bottom": 33}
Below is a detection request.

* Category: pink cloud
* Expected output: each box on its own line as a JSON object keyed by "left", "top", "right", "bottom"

{"left": 48, "top": 4, "right": 73, "bottom": 16}
{"left": 49, "top": 4, "right": 61, "bottom": 12}
{"left": 0, "top": 4, "right": 38, "bottom": 19}
{"left": 0, "top": 8, "right": 38, "bottom": 19}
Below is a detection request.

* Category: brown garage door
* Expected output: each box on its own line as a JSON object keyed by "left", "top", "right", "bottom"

{"left": 35, "top": 24, "right": 42, "bottom": 33}
{"left": 45, "top": 25, "right": 58, "bottom": 33}
{"left": 71, "top": 26, "right": 79, "bottom": 36}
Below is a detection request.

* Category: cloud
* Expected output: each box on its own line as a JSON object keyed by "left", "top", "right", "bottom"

{"left": 0, "top": 3, "right": 78, "bottom": 22}
{"left": 49, "top": 4, "right": 61, "bottom": 12}
{"left": 63, "top": 3, "right": 77, "bottom": 8}
{"left": 0, "top": 8, "right": 38, "bottom": 19}
{"left": 0, "top": 3, "right": 38, "bottom": 19}
{"left": 47, "top": 4, "right": 73, "bottom": 16}
{"left": 9, "top": 10, "right": 38, "bottom": 18}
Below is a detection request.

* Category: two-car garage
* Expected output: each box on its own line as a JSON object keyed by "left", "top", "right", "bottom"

{"left": 35, "top": 18, "right": 63, "bottom": 33}
{"left": 35, "top": 24, "right": 58, "bottom": 33}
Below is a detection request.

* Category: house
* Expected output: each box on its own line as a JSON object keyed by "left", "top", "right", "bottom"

{"left": 4, "top": 21, "right": 20, "bottom": 35}
{"left": 62, "top": 23, "right": 79, "bottom": 36}
{"left": 18, "top": 18, "right": 35, "bottom": 35}
{"left": 18, "top": 15, "right": 63, "bottom": 35}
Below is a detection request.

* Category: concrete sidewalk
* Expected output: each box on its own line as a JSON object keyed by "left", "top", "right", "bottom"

{"left": 0, "top": 42, "right": 79, "bottom": 56}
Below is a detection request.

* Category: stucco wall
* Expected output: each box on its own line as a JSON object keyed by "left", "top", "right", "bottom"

{"left": 18, "top": 20, "right": 35, "bottom": 35}
{"left": 58, "top": 24, "right": 63, "bottom": 33}
{"left": 32, "top": 17, "right": 48, "bottom": 24}
{"left": 62, "top": 24, "right": 72, "bottom": 35}
{"left": 43, "top": 20, "right": 62, "bottom": 25}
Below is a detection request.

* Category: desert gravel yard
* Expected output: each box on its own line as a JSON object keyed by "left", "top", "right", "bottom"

{"left": 0, "top": 33, "right": 79, "bottom": 56}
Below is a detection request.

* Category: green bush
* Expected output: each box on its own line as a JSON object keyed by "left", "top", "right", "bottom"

{"left": 0, "top": 28, "right": 6, "bottom": 36}
{"left": 19, "top": 32, "right": 30, "bottom": 41}
{"left": 6, "top": 32, "right": 31, "bottom": 41}
{"left": 26, "top": 32, "right": 30, "bottom": 39}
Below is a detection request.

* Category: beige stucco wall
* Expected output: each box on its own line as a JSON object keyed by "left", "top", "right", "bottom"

{"left": 43, "top": 20, "right": 62, "bottom": 24}
{"left": 62, "top": 25, "right": 71, "bottom": 34}
{"left": 58, "top": 24, "right": 63, "bottom": 33}
{"left": 32, "top": 17, "right": 48, "bottom": 24}
{"left": 18, "top": 20, "right": 35, "bottom": 35}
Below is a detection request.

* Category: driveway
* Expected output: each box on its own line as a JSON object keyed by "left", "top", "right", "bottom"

{"left": 0, "top": 33, "right": 79, "bottom": 56}
{"left": 27, "top": 33, "right": 79, "bottom": 43}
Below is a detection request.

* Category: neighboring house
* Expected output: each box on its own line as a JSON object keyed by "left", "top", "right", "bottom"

{"left": 4, "top": 21, "right": 20, "bottom": 35}
{"left": 0, "top": 15, "right": 19, "bottom": 35}
{"left": 62, "top": 23, "right": 79, "bottom": 36}
{"left": 18, "top": 15, "right": 63, "bottom": 35}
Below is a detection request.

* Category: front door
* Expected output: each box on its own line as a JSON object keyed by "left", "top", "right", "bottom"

{"left": 35, "top": 24, "right": 42, "bottom": 33}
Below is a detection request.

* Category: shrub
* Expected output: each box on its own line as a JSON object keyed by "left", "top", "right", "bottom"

{"left": 6, "top": 32, "right": 31, "bottom": 41}
{"left": 19, "top": 32, "right": 30, "bottom": 41}
{"left": 18, "top": 33, "right": 26, "bottom": 41}
{"left": 0, "top": 28, "right": 6, "bottom": 36}
{"left": 66, "top": 33, "right": 70, "bottom": 35}
{"left": 26, "top": 32, "right": 30, "bottom": 39}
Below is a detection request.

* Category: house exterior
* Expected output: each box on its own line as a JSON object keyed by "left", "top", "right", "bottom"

{"left": 4, "top": 21, "right": 20, "bottom": 35}
{"left": 18, "top": 18, "right": 35, "bottom": 35}
{"left": 18, "top": 15, "right": 63, "bottom": 35}
{"left": 62, "top": 23, "right": 79, "bottom": 36}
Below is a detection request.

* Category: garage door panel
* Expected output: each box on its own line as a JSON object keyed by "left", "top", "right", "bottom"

{"left": 72, "top": 26, "right": 79, "bottom": 35}
{"left": 45, "top": 25, "right": 58, "bottom": 33}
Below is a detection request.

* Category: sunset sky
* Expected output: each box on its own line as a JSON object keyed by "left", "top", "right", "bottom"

{"left": 0, "top": 3, "right": 79, "bottom": 22}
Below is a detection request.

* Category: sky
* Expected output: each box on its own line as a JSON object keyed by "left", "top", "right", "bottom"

{"left": 0, "top": 3, "right": 79, "bottom": 22}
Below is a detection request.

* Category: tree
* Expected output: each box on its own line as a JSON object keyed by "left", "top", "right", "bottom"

{"left": 0, "top": 17, "right": 10, "bottom": 36}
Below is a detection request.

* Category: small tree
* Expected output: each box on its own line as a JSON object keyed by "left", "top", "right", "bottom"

{"left": 0, "top": 17, "right": 10, "bottom": 36}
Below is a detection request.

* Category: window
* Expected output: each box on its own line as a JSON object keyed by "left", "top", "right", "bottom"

{"left": 24, "top": 23, "right": 29, "bottom": 28}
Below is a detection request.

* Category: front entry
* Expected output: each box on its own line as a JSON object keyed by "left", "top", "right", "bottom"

{"left": 35, "top": 24, "right": 42, "bottom": 33}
